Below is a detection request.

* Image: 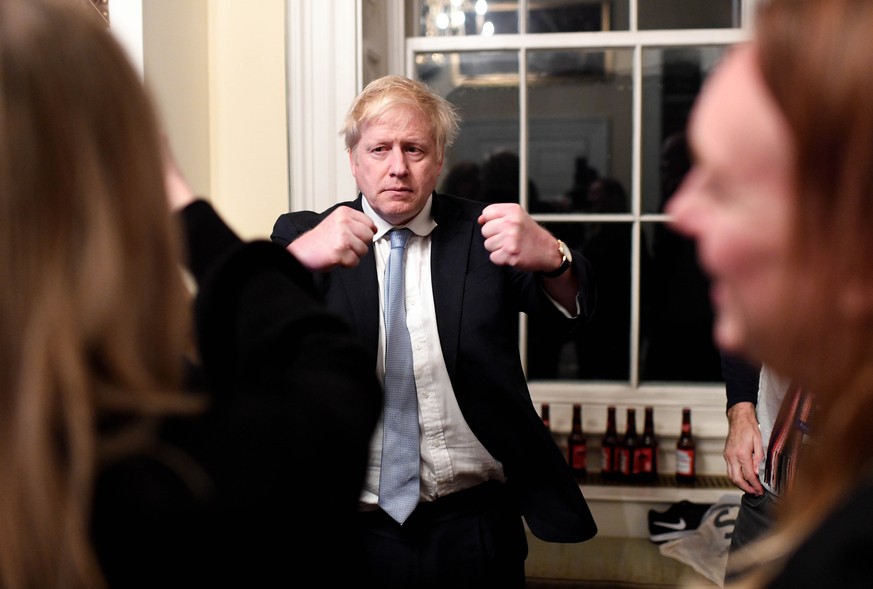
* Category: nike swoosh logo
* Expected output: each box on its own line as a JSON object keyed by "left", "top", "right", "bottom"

{"left": 655, "top": 518, "right": 687, "bottom": 530}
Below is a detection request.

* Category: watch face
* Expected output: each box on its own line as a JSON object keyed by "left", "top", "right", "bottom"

{"left": 558, "top": 240, "right": 572, "bottom": 263}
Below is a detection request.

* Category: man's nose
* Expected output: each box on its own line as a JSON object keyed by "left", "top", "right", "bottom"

{"left": 388, "top": 147, "right": 408, "bottom": 175}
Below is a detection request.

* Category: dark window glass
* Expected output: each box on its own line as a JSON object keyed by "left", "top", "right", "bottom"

{"left": 528, "top": 1, "right": 628, "bottom": 34}
{"left": 528, "top": 48, "right": 633, "bottom": 213}
{"left": 641, "top": 46, "right": 728, "bottom": 214}
{"left": 639, "top": 223, "right": 721, "bottom": 382}
{"left": 638, "top": 0, "right": 740, "bottom": 30}
{"left": 415, "top": 51, "right": 522, "bottom": 203}
{"left": 528, "top": 221, "right": 632, "bottom": 381}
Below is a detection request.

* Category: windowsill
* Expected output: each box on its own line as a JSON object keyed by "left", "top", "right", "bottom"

{"left": 576, "top": 473, "right": 741, "bottom": 537}
{"left": 579, "top": 472, "right": 738, "bottom": 504}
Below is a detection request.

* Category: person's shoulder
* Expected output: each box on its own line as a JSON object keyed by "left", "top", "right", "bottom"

{"left": 433, "top": 191, "right": 486, "bottom": 220}
{"left": 274, "top": 199, "right": 360, "bottom": 228}
{"left": 437, "top": 191, "right": 484, "bottom": 207}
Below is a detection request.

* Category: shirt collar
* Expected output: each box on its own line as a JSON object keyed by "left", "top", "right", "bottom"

{"left": 362, "top": 192, "right": 438, "bottom": 241}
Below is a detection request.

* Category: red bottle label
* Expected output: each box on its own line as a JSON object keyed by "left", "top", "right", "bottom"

{"left": 636, "top": 447, "right": 654, "bottom": 473}
{"left": 619, "top": 448, "right": 631, "bottom": 475}
{"left": 601, "top": 447, "right": 614, "bottom": 473}
{"left": 676, "top": 448, "right": 695, "bottom": 476}
{"left": 571, "top": 444, "right": 587, "bottom": 469}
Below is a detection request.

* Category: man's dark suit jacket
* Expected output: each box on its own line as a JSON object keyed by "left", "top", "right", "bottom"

{"left": 271, "top": 192, "right": 598, "bottom": 543}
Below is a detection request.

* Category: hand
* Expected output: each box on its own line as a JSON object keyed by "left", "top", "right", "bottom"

{"left": 478, "top": 203, "right": 561, "bottom": 272}
{"left": 724, "top": 402, "right": 765, "bottom": 495}
{"left": 288, "top": 206, "right": 376, "bottom": 271}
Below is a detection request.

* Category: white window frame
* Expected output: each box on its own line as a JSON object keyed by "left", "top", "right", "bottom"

{"left": 405, "top": 2, "right": 757, "bottom": 443}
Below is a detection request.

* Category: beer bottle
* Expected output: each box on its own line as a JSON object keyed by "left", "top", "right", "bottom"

{"left": 567, "top": 403, "right": 587, "bottom": 477}
{"left": 638, "top": 406, "right": 658, "bottom": 483}
{"left": 676, "top": 407, "right": 696, "bottom": 484}
{"left": 541, "top": 403, "right": 551, "bottom": 432}
{"left": 619, "top": 407, "right": 639, "bottom": 481}
{"left": 601, "top": 406, "right": 620, "bottom": 481}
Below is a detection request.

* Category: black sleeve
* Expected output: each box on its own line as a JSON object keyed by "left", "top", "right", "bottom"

{"left": 721, "top": 350, "right": 761, "bottom": 411}
{"left": 178, "top": 199, "right": 243, "bottom": 284}
{"left": 177, "top": 201, "right": 382, "bottom": 582}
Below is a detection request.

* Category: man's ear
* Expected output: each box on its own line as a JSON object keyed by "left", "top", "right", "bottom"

{"left": 348, "top": 148, "right": 357, "bottom": 177}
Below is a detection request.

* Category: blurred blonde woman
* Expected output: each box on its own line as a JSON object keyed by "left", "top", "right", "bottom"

{"left": 669, "top": 0, "right": 873, "bottom": 586}
{"left": 0, "top": 0, "right": 380, "bottom": 587}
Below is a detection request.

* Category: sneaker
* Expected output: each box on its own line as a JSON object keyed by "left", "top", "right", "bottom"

{"left": 647, "top": 500, "right": 713, "bottom": 543}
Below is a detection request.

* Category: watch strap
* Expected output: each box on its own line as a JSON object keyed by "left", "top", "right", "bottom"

{"left": 540, "top": 239, "right": 571, "bottom": 278}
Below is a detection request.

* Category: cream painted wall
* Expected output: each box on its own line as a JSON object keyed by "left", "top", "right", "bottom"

{"left": 142, "top": 0, "right": 210, "bottom": 212}
{"left": 117, "top": 0, "right": 290, "bottom": 240}
{"left": 115, "top": 0, "right": 368, "bottom": 240}
{"left": 206, "top": 0, "right": 290, "bottom": 239}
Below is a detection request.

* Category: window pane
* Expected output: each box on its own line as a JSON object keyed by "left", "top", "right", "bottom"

{"left": 414, "top": 0, "right": 518, "bottom": 36}
{"left": 414, "top": 51, "right": 522, "bottom": 203}
{"left": 528, "top": 221, "right": 632, "bottom": 381}
{"left": 639, "top": 223, "right": 722, "bottom": 383}
{"left": 528, "top": 48, "right": 633, "bottom": 213}
{"left": 528, "top": 1, "right": 629, "bottom": 33}
{"left": 408, "top": 2, "right": 746, "bottom": 392}
{"left": 638, "top": 0, "right": 741, "bottom": 30}
{"left": 641, "top": 46, "right": 728, "bottom": 214}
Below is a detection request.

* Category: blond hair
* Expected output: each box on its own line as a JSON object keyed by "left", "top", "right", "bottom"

{"left": 340, "top": 74, "right": 460, "bottom": 157}
{"left": 0, "top": 0, "right": 202, "bottom": 586}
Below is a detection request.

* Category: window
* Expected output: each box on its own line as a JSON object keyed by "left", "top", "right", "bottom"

{"left": 405, "top": 0, "right": 754, "bottom": 419}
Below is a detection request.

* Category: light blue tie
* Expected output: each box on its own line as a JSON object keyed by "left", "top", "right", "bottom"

{"left": 378, "top": 228, "right": 420, "bottom": 524}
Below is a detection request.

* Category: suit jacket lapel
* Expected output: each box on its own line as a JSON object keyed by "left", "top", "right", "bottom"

{"left": 336, "top": 195, "right": 380, "bottom": 353}
{"left": 343, "top": 247, "right": 379, "bottom": 353}
{"left": 430, "top": 195, "right": 474, "bottom": 378}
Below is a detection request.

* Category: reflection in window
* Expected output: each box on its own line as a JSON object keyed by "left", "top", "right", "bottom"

{"left": 527, "top": 1, "right": 620, "bottom": 34}
{"left": 637, "top": 45, "right": 726, "bottom": 383}
{"left": 638, "top": 0, "right": 740, "bottom": 30}
{"left": 412, "top": 0, "right": 744, "bottom": 36}
{"left": 408, "top": 0, "right": 749, "bottom": 388}
{"left": 416, "top": 51, "right": 522, "bottom": 203}
{"left": 529, "top": 220, "right": 632, "bottom": 381}
{"left": 416, "top": 0, "right": 517, "bottom": 36}
{"left": 641, "top": 46, "right": 728, "bottom": 214}
{"left": 640, "top": 225, "right": 721, "bottom": 382}
{"left": 528, "top": 48, "right": 633, "bottom": 214}
{"left": 415, "top": 1, "right": 628, "bottom": 36}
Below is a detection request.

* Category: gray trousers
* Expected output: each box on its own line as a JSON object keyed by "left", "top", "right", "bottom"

{"left": 725, "top": 489, "right": 779, "bottom": 582}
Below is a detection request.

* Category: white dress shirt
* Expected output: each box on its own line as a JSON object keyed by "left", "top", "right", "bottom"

{"left": 358, "top": 194, "right": 505, "bottom": 509}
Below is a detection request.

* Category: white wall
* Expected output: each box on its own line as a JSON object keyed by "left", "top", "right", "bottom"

{"left": 205, "top": 0, "right": 291, "bottom": 239}
{"left": 142, "top": 0, "right": 210, "bottom": 213}
{"left": 111, "top": 0, "right": 347, "bottom": 240}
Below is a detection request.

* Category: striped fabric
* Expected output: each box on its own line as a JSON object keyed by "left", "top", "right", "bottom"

{"left": 764, "top": 383, "right": 814, "bottom": 495}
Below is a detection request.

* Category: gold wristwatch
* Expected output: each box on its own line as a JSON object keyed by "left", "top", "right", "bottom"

{"left": 541, "top": 239, "right": 572, "bottom": 278}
